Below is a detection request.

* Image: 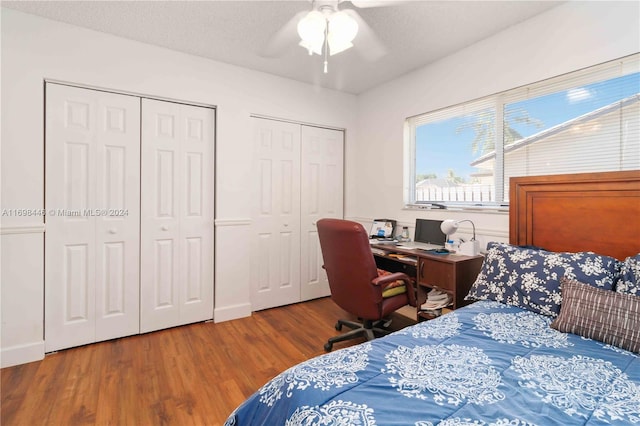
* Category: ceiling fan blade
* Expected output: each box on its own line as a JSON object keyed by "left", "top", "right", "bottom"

{"left": 260, "top": 11, "right": 307, "bottom": 58}
{"left": 350, "top": 0, "right": 408, "bottom": 8}
{"left": 343, "top": 9, "right": 388, "bottom": 62}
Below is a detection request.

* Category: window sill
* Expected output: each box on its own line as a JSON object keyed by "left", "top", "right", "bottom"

{"left": 404, "top": 203, "right": 509, "bottom": 214}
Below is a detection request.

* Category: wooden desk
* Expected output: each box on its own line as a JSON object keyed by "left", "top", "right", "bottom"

{"left": 371, "top": 243, "right": 484, "bottom": 321}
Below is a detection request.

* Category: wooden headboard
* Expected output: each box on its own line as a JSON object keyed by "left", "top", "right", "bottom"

{"left": 510, "top": 170, "right": 640, "bottom": 260}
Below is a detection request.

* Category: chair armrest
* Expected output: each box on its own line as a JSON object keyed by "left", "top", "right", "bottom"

{"left": 372, "top": 271, "right": 408, "bottom": 287}
{"left": 372, "top": 272, "right": 417, "bottom": 306}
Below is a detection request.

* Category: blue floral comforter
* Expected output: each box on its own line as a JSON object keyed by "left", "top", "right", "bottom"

{"left": 225, "top": 301, "right": 640, "bottom": 425}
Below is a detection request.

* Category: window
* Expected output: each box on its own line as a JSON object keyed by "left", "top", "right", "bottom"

{"left": 406, "top": 54, "right": 639, "bottom": 208}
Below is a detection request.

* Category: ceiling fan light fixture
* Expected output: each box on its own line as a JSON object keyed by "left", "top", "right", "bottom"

{"left": 327, "top": 38, "right": 353, "bottom": 56}
{"left": 327, "top": 12, "right": 358, "bottom": 55}
{"left": 328, "top": 11, "right": 358, "bottom": 44}
{"left": 299, "top": 39, "right": 324, "bottom": 56}
{"left": 297, "top": 11, "right": 326, "bottom": 55}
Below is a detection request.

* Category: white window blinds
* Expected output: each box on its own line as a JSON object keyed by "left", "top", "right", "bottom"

{"left": 406, "top": 53, "right": 639, "bottom": 207}
{"left": 501, "top": 55, "right": 640, "bottom": 200}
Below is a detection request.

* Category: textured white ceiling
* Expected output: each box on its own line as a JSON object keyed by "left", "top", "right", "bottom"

{"left": 2, "top": 0, "right": 562, "bottom": 94}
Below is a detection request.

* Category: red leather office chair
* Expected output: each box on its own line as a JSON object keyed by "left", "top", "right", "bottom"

{"left": 317, "top": 218, "right": 417, "bottom": 351}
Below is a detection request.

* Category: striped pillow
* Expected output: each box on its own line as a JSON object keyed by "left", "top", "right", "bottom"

{"left": 551, "top": 277, "right": 640, "bottom": 353}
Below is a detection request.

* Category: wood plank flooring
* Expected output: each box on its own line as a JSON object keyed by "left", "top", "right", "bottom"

{"left": 1, "top": 297, "right": 416, "bottom": 426}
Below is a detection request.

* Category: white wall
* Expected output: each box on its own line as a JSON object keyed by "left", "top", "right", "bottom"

{"left": 0, "top": 8, "right": 358, "bottom": 367}
{"left": 351, "top": 1, "right": 639, "bottom": 246}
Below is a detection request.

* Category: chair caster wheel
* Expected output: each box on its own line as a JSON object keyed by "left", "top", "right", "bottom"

{"left": 324, "top": 342, "right": 333, "bottom": 352}
{"left": 335, "top": 322, "right": 342, "bottom": 331}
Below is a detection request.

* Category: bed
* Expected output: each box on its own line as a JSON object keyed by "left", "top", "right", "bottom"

{"left": 225, "top": 170, "right": 640, "bottom": 426}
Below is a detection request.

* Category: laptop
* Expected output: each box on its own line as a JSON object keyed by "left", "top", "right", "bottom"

{"left": 396, "top": 219, "right": 446, "bottom": 250}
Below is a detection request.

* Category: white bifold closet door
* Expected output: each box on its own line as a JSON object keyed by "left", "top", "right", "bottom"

{"left": 250, "top": 118, "right": 343, "bottom": 311}
{"left": 140, "top": 99, "right": 215, "bottom": 333}
{"left": 300, "top": 125, "right": 344, "bottom": 301}
{"left": 251, "top": 119, "right": 302, "bottom": 311}
{"left": 45, "top": 83, "right": 141, "bottom": 352}
{"left": 45, "top": 84, "right": 215, "bottom": 352}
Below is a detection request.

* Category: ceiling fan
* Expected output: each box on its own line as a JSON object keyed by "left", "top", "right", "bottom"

{"left": 263, "top": 0, "right": 406, "bottom": 73}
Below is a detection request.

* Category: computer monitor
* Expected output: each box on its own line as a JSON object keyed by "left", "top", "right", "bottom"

{"left": 414, "top": 219, "right": 447, "bottom": 246}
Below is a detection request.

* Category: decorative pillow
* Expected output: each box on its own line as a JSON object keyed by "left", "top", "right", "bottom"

{"left": 616, "top": 254, "right": 640, "bottom": 296}
{"left": 377, "top": 269, "right": 407, "bottom": 298}
{"left": 551, "top": 277, "right": 640, "bottom": 354}
{"left": 466, "top": 242, "right": 620, "bottom": 317}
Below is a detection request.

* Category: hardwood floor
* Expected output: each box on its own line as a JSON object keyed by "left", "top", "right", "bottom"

{"left": 1, "top": 297, "right": 416, "bottom": 426}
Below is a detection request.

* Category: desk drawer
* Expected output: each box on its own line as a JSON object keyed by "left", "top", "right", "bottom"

{"left": 418, "top": 258, "right": 454, "bottom": 291}
{"left": 375, "top": 256, "right": 417, "bottom": 277}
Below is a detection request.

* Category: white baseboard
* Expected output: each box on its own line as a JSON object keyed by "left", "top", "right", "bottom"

{"left": 1, "top": 341, "right": 45, "bottom": 368}
{"left": 214, "top": 303, "right": 252, "bottom": 323}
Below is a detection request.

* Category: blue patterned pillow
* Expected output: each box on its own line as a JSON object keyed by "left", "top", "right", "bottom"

{"left": 616, "top": 254, "right": 640, "bottom": 296}
{"left": 466, "top": 242, "right": 620, "bottom": 317}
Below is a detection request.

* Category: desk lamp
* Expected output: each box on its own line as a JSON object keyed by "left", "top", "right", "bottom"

{"left": 441, "top": 219, "right": 480, "bottom": 256}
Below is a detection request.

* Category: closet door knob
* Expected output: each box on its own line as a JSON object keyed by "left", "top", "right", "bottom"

{"left": 284, "top": 223, "right": 289, "bottom": 227}
{"left": 108, "top": 228, "right": 117, "bottom": 234}
{"left": 161, "top": 225, "right": 169, "bottom": 231}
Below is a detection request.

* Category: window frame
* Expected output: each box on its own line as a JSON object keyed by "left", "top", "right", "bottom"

{"left": 404, "top": 53, "right": 639, "bottom": 210}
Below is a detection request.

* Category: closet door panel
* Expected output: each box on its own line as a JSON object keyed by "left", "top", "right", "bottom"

{"left": 141, "top": 99, "right": 214, "bottom": 332}
{"left": 95, "top": 95, "right": 141, "bottom": 342}
{"left": 64, "top": 244, "right": 92, "bottom": 322}
{"left": 178, "top": 104, "right": 214, "bottom": 325}
{"left": 45, "top": 83, "right": 140, "bottom": 352}
{"left": 300, "top": 126, "right": 344, "bottom": 301}
{"left": 250, "top": 118, "right": 301, "bottom": 311}
{"left": 141, "top": 100, "right": 182, "bottom": 332}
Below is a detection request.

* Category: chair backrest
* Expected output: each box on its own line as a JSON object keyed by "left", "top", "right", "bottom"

{"left": 317, "top": 218, "right": 384, "bottom": 319}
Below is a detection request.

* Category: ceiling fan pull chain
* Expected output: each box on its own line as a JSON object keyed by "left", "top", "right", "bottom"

{"left": 323, "top": 24, "right": 329, "bottom": 73}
